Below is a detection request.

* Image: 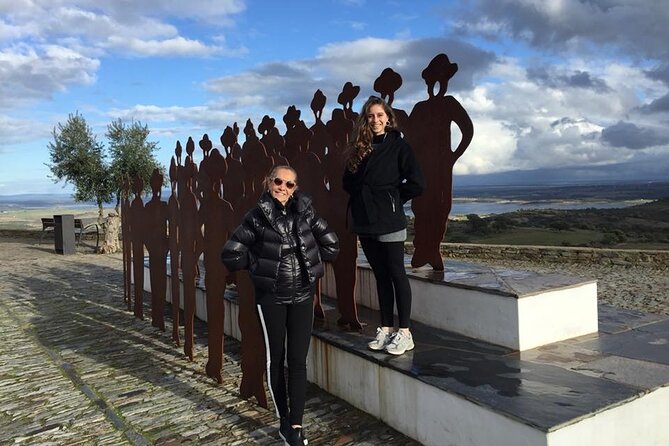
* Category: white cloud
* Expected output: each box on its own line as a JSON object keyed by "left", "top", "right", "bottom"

{"left": 455, "top": 117, "right": 517, "bottom": 174}
{"left": 0, "top": 1, "right": 246, "bottom": 57}
{"left": 0, "top": 115, "right": 49, "bottom": 148}
{"left": 106, "top": 36, "right": 221, "bottom": 57}
{"left": 0, "top": 44, "right": 99, "bottom": 109}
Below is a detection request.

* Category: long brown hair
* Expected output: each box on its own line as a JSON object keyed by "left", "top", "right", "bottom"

{"left": 346, "top": 96, "right": 396, "bottom": 173}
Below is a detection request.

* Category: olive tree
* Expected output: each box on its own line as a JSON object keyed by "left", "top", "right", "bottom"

{"left": 47, "top": 112, "right": 113, "bottom": 220}
{"left": 107, "top": 119, "right": 164, "bottom": 213}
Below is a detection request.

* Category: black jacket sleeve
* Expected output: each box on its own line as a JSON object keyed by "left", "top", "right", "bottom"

{"left": 221, "top": 211, "right": 257, "bottom": 272}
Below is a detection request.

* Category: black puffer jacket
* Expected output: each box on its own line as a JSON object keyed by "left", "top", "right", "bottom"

{"left": 221, "top": 191, "right": 339, "bottom": 305}
{"left": 343, "top": 130, "right": 425, "bottom": 235}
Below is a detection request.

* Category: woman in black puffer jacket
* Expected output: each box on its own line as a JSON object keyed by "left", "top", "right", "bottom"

{"left": 222, "top": 165, "right": 338, "bottom": 446}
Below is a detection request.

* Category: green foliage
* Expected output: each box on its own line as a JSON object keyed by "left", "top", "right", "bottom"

{"left": 47, "top": 112, "right": 114, "bottom": 217}
{"left": 440, "top": 198, "right": 669, "bottom": 250}
{"left": 466, "top": 213, "right": 490, "bottom": 234}
{"left": 47, "top": 113, "right": 164, "bottom": 217}
{"left": 490, "top": 215, "right": 514, "bottom": 232}
{"left": 107, "top": 119, "right": 163, "bottom": 208}
{"left": 549, "top": 220, "right": 571, "bottom": 231}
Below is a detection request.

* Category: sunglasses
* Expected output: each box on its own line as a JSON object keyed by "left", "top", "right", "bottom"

{"left": 272, "top": 177, "right": 297, "bottom": 189}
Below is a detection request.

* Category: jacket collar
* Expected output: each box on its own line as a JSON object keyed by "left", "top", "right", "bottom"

{"left": 257, "top": 190, "right": 312, "bottom": 225}
{"left": 363, "top": 129, "right": 401, "bottom": 175}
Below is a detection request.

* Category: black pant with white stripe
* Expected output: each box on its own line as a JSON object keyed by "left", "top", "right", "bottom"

{"left": 257, "top": 296, "right": 314, "bottom": 426}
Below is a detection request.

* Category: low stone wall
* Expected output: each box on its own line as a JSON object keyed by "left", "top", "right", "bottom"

{"left": 428, "top": 243, "right": 669, "bottom": 267}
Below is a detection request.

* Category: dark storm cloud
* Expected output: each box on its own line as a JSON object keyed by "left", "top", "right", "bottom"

{"left": 644, "top": 64, "right": 669, "bottom": 85}
{"left": 399, "top": 38, "right": 496, "bottom": 92}
{"left": 527, "top": 67, "right": 609, "bottom": 92}
{"left": 452, "top": 0, "right": 669, "bottom": 59}
{"left": 203, "top": 37, "right": 496, "bottom": 114}
{"left": 601, "top": 121, "right": 669, "bottom": 149}
{"left": 639, "top": 94, "right": 669, "bottom": 114}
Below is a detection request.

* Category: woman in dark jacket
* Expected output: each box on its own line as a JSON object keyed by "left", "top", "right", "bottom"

{"left": 222, "top": 165, "right": 338, "bottom": 446}
{"left": 343, "top": 96, "right": 425, "bottom": 356}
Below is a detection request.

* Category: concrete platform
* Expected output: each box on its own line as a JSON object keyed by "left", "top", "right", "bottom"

{"left": 322, "top": 259, "right": 598, "bottom": 350}
{"left": 142, "top": 259, "right": 669, "bottom": 446}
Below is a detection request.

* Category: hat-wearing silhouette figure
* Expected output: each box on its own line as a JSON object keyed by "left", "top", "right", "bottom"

{"left": 407, "top": 53, "right": 473, "bottom": 270}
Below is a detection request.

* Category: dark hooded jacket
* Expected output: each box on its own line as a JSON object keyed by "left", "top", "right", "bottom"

{"left": 343, "top": 130, "right": 425, "bottom": 235}
{"left": 221, "top": 190, "right": 339, "bottom": 305}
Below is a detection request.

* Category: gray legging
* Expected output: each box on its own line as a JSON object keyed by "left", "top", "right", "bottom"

{"left": 257, "top": 297, "right": 313, "bottom": 425}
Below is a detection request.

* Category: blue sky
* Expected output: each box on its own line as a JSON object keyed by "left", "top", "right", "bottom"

{"left": 1, "top": 0, "right": 668, "bottom": 195}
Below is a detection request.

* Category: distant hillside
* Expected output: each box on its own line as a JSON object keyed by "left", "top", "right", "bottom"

{"left": 452, "top": 181, "right": 669, "bottom": 201}
{"left": 443, "top": 197, "right": 669, "bottom": 250}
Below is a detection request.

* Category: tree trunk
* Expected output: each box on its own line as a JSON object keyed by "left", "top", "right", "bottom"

{"left": 99, "top": 212, "right": 122, "bottom": 254}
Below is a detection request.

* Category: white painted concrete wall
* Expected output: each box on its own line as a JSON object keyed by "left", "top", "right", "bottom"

{"left": 322, "top": 264, "right": 598, "bottom": 350}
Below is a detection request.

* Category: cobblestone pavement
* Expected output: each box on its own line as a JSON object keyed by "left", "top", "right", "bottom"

{"left": 0, "top": 236, "right": 420, "bottom": 446}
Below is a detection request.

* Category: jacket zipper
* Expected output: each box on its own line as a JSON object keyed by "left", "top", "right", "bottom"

{"left": 388, "top": 192, "right": 396, "bottom": 212}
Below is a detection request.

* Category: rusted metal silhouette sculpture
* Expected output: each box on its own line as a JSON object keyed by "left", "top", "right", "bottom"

{"left": 220, "top": 126, "right": 246, "bottom": 214}
{"left": 167, "top": 155, "right": 181, "bottom": 345}
{"left": 324, "top": 105, "right": 361, "bottom": 328}
{"left": 236, "top": 270, "right": 269, "bottom": 408}
{"left": 241, "top": 120, "right": 273, "bottom": 200}
{"left": 130, "top": 175, "right": 146, "bottom": 320}
{"left": 199, "top": 140, "right": 233, "bottom": 383}
{"left": 178, "top": 139, "right": 201, "bottom": 361}
{"left": 338, "top": 81, "right": 360, "bottom": 121}
{"left": 122, "top": 52, "right": 473, "bottom": 407}
{"left": 374, "top": 68, "right": 410, "bottom": 133}
{"left": 144, "top": 168, "right": 168, "bottom": 331}
{"left": 121, "top": 177, "right": 132, "bottom": 312}
{"left": 308, "top": 90, "right": 332, "bottom": 318}
{"left": 259, "top": 115, "right": 288, "bottom": 166}
{"left": 408, "top": 54, "right": 474, "bottom": 270}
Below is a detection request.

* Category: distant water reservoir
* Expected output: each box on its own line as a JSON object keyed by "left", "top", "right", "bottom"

{"left": 404, "top": 198, "right": 654, "bottom": 218}
{"left": 450, "top": 198, "right": 652, "bottom": 216}
{"left": 0, "top": 194, "right": 657, "bottom": 218}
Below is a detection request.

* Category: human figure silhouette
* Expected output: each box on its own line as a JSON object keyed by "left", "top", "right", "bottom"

{"left": 144, "top": 168, "right": 168, "bottom": 331}
{"left": 309, "top": 90, "right": 328, "bottom": 162}
{"left": 283, "top": 105, "right": 310, "bottom": 167}
{"left": 121, "top": 177, "right": 132, "bottom": 312}
{"left": 130, "top": 174, "right": 146, "bottom": 320}
{"left": 338, "top": 82, "right": 360, "bottom": 121}
{"left": 178, "top": 140, "right": 202, "bottom": 360}
{"left": 241, "top": 119, "right": 273, "bottom": 201}
{"left": 220, "top": 125, "right": 246, "bottom": 217}
{"left": 199, "top": 145, "right": 233, "bottom": 383}
{"left": 259, "top": 115, "right": 289, "bottom": 166}
{"left": 167, "top": 154, "right": 181, "bottom": 345}
{"left": 325, "top": 106, "right": 361, "bottom": 329}
{"left": 374, "top": 68, "right": 409, "bottom": 133}
{"left": 408, "top": 54, "right": 473, "bottom": 270}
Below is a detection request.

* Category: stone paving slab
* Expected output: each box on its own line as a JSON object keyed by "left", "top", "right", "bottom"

{"left": 0, "top": 237, "right": 419, "bottom": 445}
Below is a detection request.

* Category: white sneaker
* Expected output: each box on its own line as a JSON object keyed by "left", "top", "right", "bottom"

{"left": 385, "top": 331, "right": 414, "bottom": 355}
{"left": 368, "top": 327, "right": 394, "bottom": 351}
